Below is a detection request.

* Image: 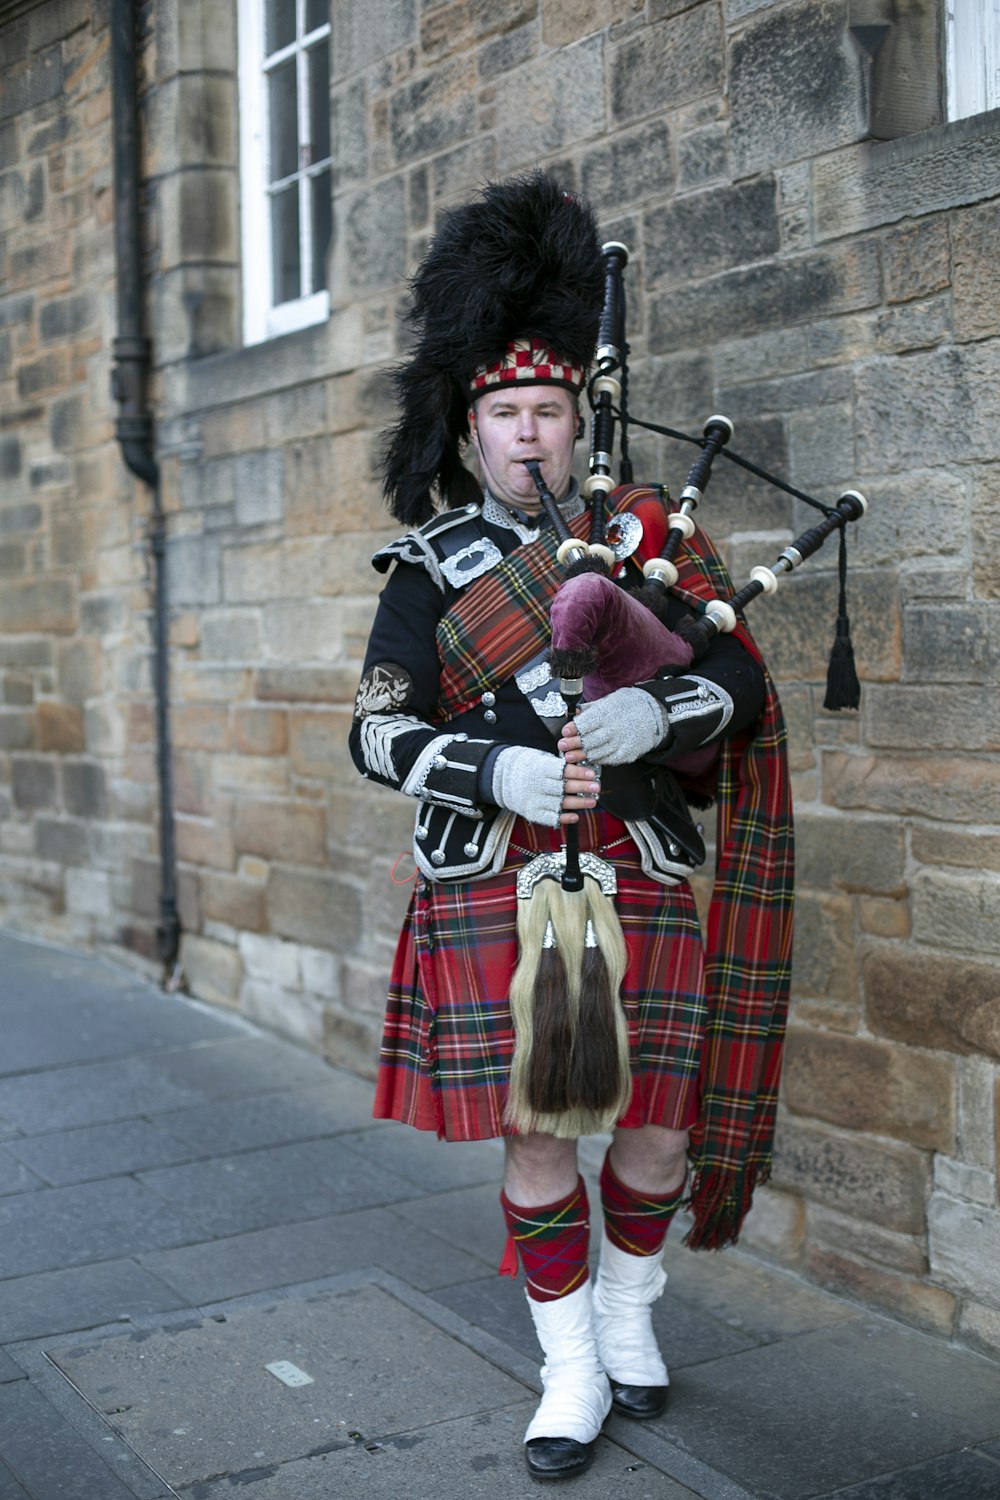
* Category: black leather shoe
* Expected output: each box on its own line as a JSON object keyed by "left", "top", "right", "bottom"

{"left": 610, "top": 1380, "right": 669, "bottom": 1420}
{"left": 525, "top": 1436, "right": 597, "bottom": 1480}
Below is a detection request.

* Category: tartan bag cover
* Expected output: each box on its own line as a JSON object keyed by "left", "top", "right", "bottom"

{"left": 430, "top": 486, "right": 794, "bottom": 1249}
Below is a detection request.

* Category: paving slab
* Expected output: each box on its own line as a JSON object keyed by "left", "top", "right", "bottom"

{"left": 0, "top": 1378, "right": 153, "bottom": 1500}
{"left": 0, "top": 1149, "right": 42, "bottom": 1197}
{"left": 0, "top": 1352, "right": 25, "bottom": 1384}
{"left": 0, "top": 1258, "right": 186, "bottom": 1343}
{"left": 49, "top": 1284, "right": 529, "bottom": 1490}
{"left": 0, "top": 1055, "right": 209, "bottom": 1135}
{"left": 175, "top": 1404, "right": 699, "bottom": 1499}
{"left": 0, "top": 1176, "right": 208, "bottom": 1279}
{"left": 0, "top": 937, "right": 234, "bottom": 1075}
{"left": 659, "top": 1240, "right": 860, "bottom": 1345}
{"left": 431, "top": 1271, "right": 757, "bottom": 1369}
{"left": 136, "top": 1136, "right": 416, "bottom": 1237}
{"left": 648, "top": 1316, "right": 1000, "bottom": 1499}
{"left": 333, "top": 1124, "right": 505, "bottom": 1194}
{"left": 389, "top": 1182, "right": 510, "bottom": 1269}
{"left": 827, "top": 1445, "right": 1000, "bottom": 1499}
{"left": 0, "top": 1457, "right": 29, "bottom": 1500}
{"left": 139, "top": 1206, "right": 488, "bottom": 1305}
{"left": 143, "top": 1034, "right": 334, "bottom": 1098}
{"left": 4, "top": 1118, "right": 203, "bottom": 1187}
{"left": 150, "top": 1076, "right": 378, "bottom": 1155}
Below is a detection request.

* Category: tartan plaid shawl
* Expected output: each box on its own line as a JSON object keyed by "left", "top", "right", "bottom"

{"left": 433, "top": 486, "right": 794, "bottom": 1250}
{"left": 616, "top": 487, "right": 795, "bottom": 1250}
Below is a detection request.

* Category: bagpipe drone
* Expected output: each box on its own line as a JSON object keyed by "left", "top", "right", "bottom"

{"left": 504, "top": 238, "right": 868, "bottom": 1141}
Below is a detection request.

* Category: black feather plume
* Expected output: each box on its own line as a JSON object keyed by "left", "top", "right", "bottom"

{"left": 381, "top": 172, "right": 604, "bottom": 526}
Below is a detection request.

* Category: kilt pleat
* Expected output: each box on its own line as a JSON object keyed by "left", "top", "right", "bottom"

{"left": 373, "top": 810, "right": 706, "bottom": 1141}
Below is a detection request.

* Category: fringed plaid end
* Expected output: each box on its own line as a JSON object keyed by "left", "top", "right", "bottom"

{"left": 683, "top": 1162, "right": 773, "bottom": 1251}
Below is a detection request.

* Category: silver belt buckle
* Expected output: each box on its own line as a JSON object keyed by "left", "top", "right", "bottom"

{"left": 515, "top": 850, "right": 618, "bottom": 900}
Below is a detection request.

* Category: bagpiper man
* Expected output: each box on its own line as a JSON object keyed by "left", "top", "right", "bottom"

{"left": 349, "top": 173, "right": 794, "bottom": 1481}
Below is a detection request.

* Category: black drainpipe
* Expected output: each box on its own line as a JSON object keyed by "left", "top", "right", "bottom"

{"left": 110, "top": 0, "right": 181, "bottom": 975}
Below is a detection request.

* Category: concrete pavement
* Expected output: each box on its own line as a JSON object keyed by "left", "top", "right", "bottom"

{"left": 0, "top": 929, "right": 998, "bottom": 1499}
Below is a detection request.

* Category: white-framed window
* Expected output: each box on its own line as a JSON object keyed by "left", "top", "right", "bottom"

{"left": 237, "top": 0, "right": 333, "bottom": 345}
{"left": 946, "top": 1, "right": 1000, "bottom": 120}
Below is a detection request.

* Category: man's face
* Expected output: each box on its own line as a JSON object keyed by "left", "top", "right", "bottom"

{"left": 469, "top": 385, "right": 578, "bottom": 512}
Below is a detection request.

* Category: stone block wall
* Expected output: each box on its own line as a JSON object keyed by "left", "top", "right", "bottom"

{"left": 1, "top": 0, "right": 999, "bottom": 1357}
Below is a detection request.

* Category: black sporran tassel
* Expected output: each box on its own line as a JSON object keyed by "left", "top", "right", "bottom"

{"left": 823, "top": 528, "right": 861, "bottom": 711}
{"left": 569, "top": 921, "right": 632, "bottom": 1115}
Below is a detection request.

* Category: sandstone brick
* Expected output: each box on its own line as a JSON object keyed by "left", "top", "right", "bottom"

{"left": 37, "top": 701, "right": 84, "bottom": 753}
{"left": 233, "top": 707, "right": 287, "bottom": 757}
{"left": 287, "top": 709, "right": 344, "bottom": 779}
{"left": 902, "top": 602, "right": 1000, "bottom": 684}
{"left": 174, "top": 814, "right": 235, "bottom": 871}
{"left": 865, "top": 684, "right": 1000, "bottom": 753}
{"left": 805, "top": 1249, "right": 956, "bottom": 1338}
{"left": 338, "top": 178, "right": 407, "bottom": 301}
{"left": 259, "top": 601, "right": 343, "bottom": 663}
{"left": 332, "top": 0, "right": 416, "bottom": 73}
{"left": 62, "top": 760, "right": 108, "bottom": 818}
{"left": 478, "top": 21, "right": 537, "bottom": 81}
{"left": 789, "top": 889, "right": 858, "bottom": 1012}
{"left": 169, "top": 703, "right": 230, "bottom": 753}
{"left": 234, "top": 799, "right": 327, "bottom": 866}
{"left": 222, "top": 537, "right": 343, "bottom": 604}
{"left": 958, "top": 1301, "right": 1000, "bottom": 1361}
{"left": 951, "top": 198, "right": 1000, "bottom": 342}
{"left": 726, "top": 1183, "right": 806, "bottom": 1265}
{"left": 928, "top": 1194, "right": 1000, "bottom": 1308}
{"left": 805, "top": 1202, "right": 927, "bottom": 1277}
{"left": 241, "top": 980, "right": 326, "bottom": 1050}
{"left": 971, "top": 464, "right": 1000, "bottom": 600}
{"left": 858, "top": 342, "right": 1000, "bottom": 473}
{"left": 199, "top": 609, "right": 261, "bottom": 661}
{"left": 0, "top": 578, "right": 76, "bottom": 634}
{"left": 580, "top": 121, "right": 673, "bottom": 212}
{"left": 863, "top": 947, "right": 1000, "bottom": 1060}
{"left": 783, "top": 1029, "right": 956, "bottom": 1152}
{"left": 857, "top": 896, "right": 910, "bottom": 940}
{"left": 238, "top": 930, "right": 301, "bottom": 989}
{"left": 645, "top": 177, "right": 779, "bottom": 289}
{"left": 283, "top": 431, "right": 380, "bottom": 535}
{"left": 322, "top": 985, "right": 381, "bottom": 1076}
{"left": 181, "top": 932, "right": 242, "bottom": 1008}
{"left": 677, "top": 122, "right": 728, "bottom": 190}
{"left": 167, "top": 534, "right": 221, "bottom": 607}
{"left": 772, "top": 1118, "right": 930, "bottom": 1233}
{"left": 301, "top": 945, "right": 338, "bottom": 998}
{"left": 268, "top": 866, "right": 362, "bottom": 950}
{"left": 212, "top": 755, "right": 288, "bottom": 796}
{"left": 913, "top": 826, "right": 1000, "bottom": 874}
{"left": 610, "top": 5, "right": 721, "bottom": 126}
{"left": 256, "top": 666, "right": 357, "bottom": 705}
{"left": 794, "top": 810, "right": 904, "bottom": 897}
{"left": 0, "top": 709, "right": 34, "bottom": 750}
{"left": 912, "top": 869, "right": 1000, "bottom": 959}
{"left": 729, "top": 1, "right": 866, "bottom": 176}
{"left": 494, "top": 32, "right": 604, "bottom": 170}
{"left": 650, "top": 239, "right": 881, "bottom": 349}
{"left": 199, "top": 871, "right": 266, "bottom": 932}
{"left": 824, "top": 750, "right": 1000, "bottom": 824}
{"left": 160, "top": 168, "right": 239, "bottom": 267}
{"left": 35, "top": 816, "right": 87, "bottom": 866}
{"left": 233, "top": 448, "right": 284, "bottom": 528}
{"left": 933, "top": 1156, "right": 996, "bottom": 1208}
{"left": 65, "top": 866, "right": 112, "bottom": 918}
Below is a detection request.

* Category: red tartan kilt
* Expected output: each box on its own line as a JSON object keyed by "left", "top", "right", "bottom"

{"left": 374, "top": 809, "right": 707, "bottom": 1141}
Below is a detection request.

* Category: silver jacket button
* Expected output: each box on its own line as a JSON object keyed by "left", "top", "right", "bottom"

{"left": 433, "top": 754, "right": 447, "bottom": 768}
{"left": 463, "top": 841, "right": 479, "bottom": 858}
{"left": 481, "top": 690, "right": 496, "bottom": 707}
{"left": 430, "top": 849, "right": 446, "bottom": 866}
{"left": 483, "top": 710, "right": 497, "bottom": 725}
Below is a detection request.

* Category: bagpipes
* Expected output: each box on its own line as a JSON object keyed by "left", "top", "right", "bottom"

{"left": 504, "top": 239, "right": 868, "bottom": 1140}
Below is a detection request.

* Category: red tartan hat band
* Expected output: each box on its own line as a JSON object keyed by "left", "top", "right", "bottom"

{"left": 470, "top": 338, "right": 586, "bottom": 397}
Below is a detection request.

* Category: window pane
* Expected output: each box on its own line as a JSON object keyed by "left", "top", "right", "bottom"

{"left": 271, "top": 184, "right": 301, "bottom": 304}
{"left": 305, "top": 0, "right": 328, "bottom": 34}
{"left": 265, "top": 0, "right": 295, "bottom": 54}
{"left": 311, "top": 168, "right": 332, "bottom": 293}
{"left": 268, "top": 58, "right": 298, "bottom": 182}
{"left": 308, "top": 40, "right": 330, "bottom": 162}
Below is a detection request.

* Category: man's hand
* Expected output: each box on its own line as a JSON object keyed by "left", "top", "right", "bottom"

{"left": 562, "top": 688, "right": 670, "bottom": 766}
{"left": 491, "top": 746, "right": 600, "bottom": 827}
